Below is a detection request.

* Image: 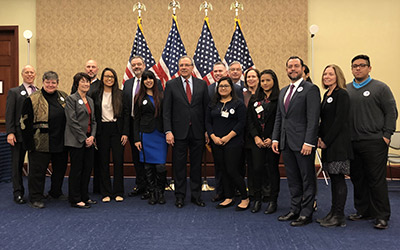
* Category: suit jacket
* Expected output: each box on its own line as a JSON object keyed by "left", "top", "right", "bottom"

{"left": 247, "top": 96, "right": 278, "bottom": 141}
{"left": 123, "top": 77, "right": 163, "bottom": 118}
{"left": 272, "top": 80, "right": 320, "bottom": 151}
{"left": 64, "top": 92, "right": 97, "bottom": 148}
{"left": 5, "top": 84, "right": 36, "bottom": 141}
{"left": 207, "top": 82, "right": 244, "bottom": 101}
{"left": 163, "top": 76, "right": 210, "bottom": 140}
{"left": 133, "top": 95, "right": 164, "bottom": 142}
{"left": 92, "top": 89, "right": 130, "bottom": 136}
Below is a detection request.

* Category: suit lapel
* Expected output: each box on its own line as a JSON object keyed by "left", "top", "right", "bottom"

{"left": 287, "top": 80, "right": 305, "bottom": 113}
{"left": 177, "top": 77, "right": 190, "bottom": 104}
{"left": 19, "top": 85, "right": 29, "bottom": 98}
{"left": 280, "top": 85, "right": 289, "bottom": 115}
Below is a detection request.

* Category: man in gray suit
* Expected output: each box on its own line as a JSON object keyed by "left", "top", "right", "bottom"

{"left": 272, "top": 56, "right": 320, "bottom": 226}
{"left": 6, "top": 65, "right": 37, "bottom": 204}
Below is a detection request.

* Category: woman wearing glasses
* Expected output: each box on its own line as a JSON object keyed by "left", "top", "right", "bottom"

{"left": 93, "top": 68, "right": 129, "bottom": 203}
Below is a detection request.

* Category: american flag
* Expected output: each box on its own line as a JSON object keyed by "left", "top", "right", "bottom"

{"left": 154, "top": 16, "right": 187, "bottom": 86}
{"left": 193, "top": 18, "right": 221, "bottom": 85}
{"left": 223, "top": 19, "right": 254, "bottom": 73}
{"left": 123, "top": 18, "right": 158, "bottom": 84}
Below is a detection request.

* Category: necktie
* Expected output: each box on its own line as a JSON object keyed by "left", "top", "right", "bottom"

{"left": 135, "top": 79, "right": 140, "bottom": 95}
{"left": 284, "top": 84, "right": 295, "bottom": 112}
{"left": 29, "top": 85, "right": 36, "bottom": 94}
{"left": 185, "top": 79, "right": 192, "bottom": 103}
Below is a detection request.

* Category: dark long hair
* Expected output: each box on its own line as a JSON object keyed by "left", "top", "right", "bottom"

{"left": 210, "top": 76, "right": 237, "bottom": 107}
{"left": 135, "top": 71, "right": 162, "bottom": 117}
{"left": 253, "top": 69, "right": 280, "bottom": 102}
{"left": 99, "top": 67, "right": 123, "bottom": 117}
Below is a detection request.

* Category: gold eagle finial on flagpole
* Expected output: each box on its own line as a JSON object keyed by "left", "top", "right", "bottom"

{"left": 168, "top": 0, "right": 181, "bottom": 16}
{"left": 200, "top": 1, "right": 213, "bottom": 17}
{"left": 133, "top": 2, "right": 146, "bottom": 18}
{"left": 230, "top": 1, "right": 243, "bottom": 18}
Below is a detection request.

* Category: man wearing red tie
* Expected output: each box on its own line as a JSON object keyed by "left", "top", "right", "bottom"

{"left": 6, "top": 65, "right": 37, "bottom": 204}
{"left": 163, "top": 56, "right": 210, "bottom": 208}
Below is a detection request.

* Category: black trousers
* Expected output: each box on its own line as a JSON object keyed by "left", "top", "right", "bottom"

{"left": 244, "top": 148, "right": 254, "bottom": 197}
{"left": 92, "top": 149, "right": 101, "bottom": 193}
{"left": 251, "top": 144, "right": 280, "bottom": 201}
{"left": 212, "top": 144, "right": 247, "bottom": 200}
{"left": 68, "top": 146, "right": 94, "bottom": 204}
{"left": 11, "top": 141, "right": 26, "bottom": 198}
{"left": 350, "top": 139, "right": 390, "bottom": 220}
{"left": 329, "top": 174, "right": 347, "bottom": 216}
{"left": 129, "top": 117, "right": 146, "bottom": 190}
{"left": 282, "top": 148, "right": 316, "bottom": 217}
{"left": 98, "top": 122, "right": 125, "bottom": 197}
{"left": 28, "top": 151, "right": 68, "bottom": 202}
{"left": 173, "top": 127, "right": 204, "bottom": 200}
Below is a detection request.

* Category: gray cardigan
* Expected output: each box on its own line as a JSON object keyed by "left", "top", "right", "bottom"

{"left": 64, "top": 91, "right": 97, "bottom": 148}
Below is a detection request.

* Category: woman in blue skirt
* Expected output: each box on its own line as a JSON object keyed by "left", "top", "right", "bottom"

{"left": 134, "top": 71, "right": 167, "bottom": 205}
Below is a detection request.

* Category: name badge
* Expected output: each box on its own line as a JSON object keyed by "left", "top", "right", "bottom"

{"left": 297, "top": 86, "right": 303, "bottom": 92}
{"left": 229, "top": 108, "right": 235, "bottom": 115}
{"left": 327, "top": 97, "right": 333, "bottom": 103}
{"left": 143, "top": 100, "right": 148, "bottom": 105}
{"left": 78, "top": 99, "right": 84, "bottom": 105}
{"left": 21, "top": 90, "right": 26, "bottom": 96}
{"left": 363, "top": 91, "right": 370, "bottom": 97}
{"left": 221, "top": 110, "right": 229, "bottom": 118}
{"left": 255, "top": 106, "right": 264, "bottom": 113}
{"left": 60, "top": 97, "right": 65, "bottom": 102}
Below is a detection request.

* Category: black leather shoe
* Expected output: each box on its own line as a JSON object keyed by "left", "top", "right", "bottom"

{"left": 278, "top": 211, "right": 299, "bottom": 221}
{"left": 175, "top": 198, "right": 184, "bottom": 208}
{"left": 251, "top": 201, "right": 262, "bottom": 213}
{"left": 71, "top": 203, "right": 91, "bottom": 209}
{"left": 85, "top": 199, "right": 97, "bottom": 205}
{"left": 216, "top": 199, "right": 235, "bottom": 209}
{"left": 29, "top": 201, "right": 45, "bottom": 209}
{"left": 348, "top": 213, "right": 372, "bottom": 221}
{"left": 316, "top": 211, "right": 333, "bottom": 224}
{"left": 320, "top": 215, "right": 346, "bottom": 227}
{"left": 211, "top": 194, "right": 224, "bottom": 202}
{"left": 141, "top": 191, "right": 150, "bottom": 200}
{"left": 191, "top": 198, "right": 206, "bottom": 207}
{"left": 128, "top": 186, "right": 145, "bottom": 197}
{"left": 158, "top": 192, "right": 166, "bottom": 204}
{"left": 374, "top": 219, "right": 388, "bottom": 229}
{"left": 290, "top": 216, "right": 312, "bottom": 226}
{"left": 14, "top": 195, "right": 26, "bottom": 204}
{"left": 264, "top": 201, "right": 277, "bottom": 214}
{"left": 148, "top": 192, "right": 157, "bottom": 205}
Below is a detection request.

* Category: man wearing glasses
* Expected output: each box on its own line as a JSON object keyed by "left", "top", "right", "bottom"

{"left": 163, "top": 55, "right": 210, "bottom": 208}
{"left": 347, "top": 54, "right": 397, "bottom": 229}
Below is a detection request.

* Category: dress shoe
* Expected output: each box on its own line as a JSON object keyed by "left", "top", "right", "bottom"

{"left": 278, "top": 211, "right": 299, "bottom": 221}
{"left": 115, "top": 196, "right": 124, "bottom": 202}
{"left": 251, "top": 201, "right": 262, "bottom": 213}
{"left": 211, "top": 194, "right": 224, "bottom": 202}
{"left": 348, "top": 213, "right": 372, "bottom": 221}
{"left": 320, "top": 215, "right": 346, "bottom": 227}
{"left": 374, "top": 219, "right": 388, "bottom": 229}
{"left": 175, "top": 198, "right": 184, "bottom": 208}
{"left": 29, "top": 201, "right": 45, "bottom": 209}
{"left": 141, "top": 191, "right": 150, "bottom": 200}
{"left": 102, "top": 196, "right": 111, "bottom": 203}
{"left": 128, "top": 186, "right": 145, "bottom": 197}
{"left": 148, "top": 192, "right": 157, "bottom": 205}
{"left": 158, "top": 192, "right": 166, "bottom": 204}
{"left": 264, "top": 201, "right": 277, "bottom": 214}
{"left": 290, "top": 216, "right": 312, "bottom": 227}
{"left": 85, "top": 199, "right": 97, "bottom": 205}
{"left": 71, "top": 203, "right": 91, "bottom": 209}
{"left": 216, "top": 199, "right": 235, "bottom": 209}
{"left": 191, "top": 198, "right": 206, "bottom": 207}
{"left": 316, "top": 211, "right": 333, "bottom": 224}
{"left": 14, "top": 195, "right": 26, "bottom": 204}
{"left": 235, "top": 199, "right": 250, "bottom": 211}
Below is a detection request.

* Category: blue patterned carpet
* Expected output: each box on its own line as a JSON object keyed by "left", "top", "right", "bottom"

{"left": 0, "top": 178, "right": 399, "bottom": 250}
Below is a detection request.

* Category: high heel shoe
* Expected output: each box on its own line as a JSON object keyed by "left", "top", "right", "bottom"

{"left": 251, "top": 201, "right": 261, "bottom": 213}
{"left": 216, "top": 199, "right": 235, "bottom": 209}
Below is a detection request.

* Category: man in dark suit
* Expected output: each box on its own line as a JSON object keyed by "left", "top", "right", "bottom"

{"left": 124, "top": 55, "right": 163, "bottom": 199}
{"left": 208, "top": 62, "right": 244, "bottom": 102}
{"left": 70, "top": 59, "right": 101, "bottom": 98}
{"left": 6, "top": 65, "right": 37, "bottom": 204}
{"left": 163, "top": 55, "right": 210, "bottom": 208}
{"left": 272, "top": 56, "right": 320, "bottom": 226}
{"left": 228, "top": 61, "right": 245, "bottom": 89}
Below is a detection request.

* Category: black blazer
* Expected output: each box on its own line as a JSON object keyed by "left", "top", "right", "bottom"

{"left": 163, "top": 76, "right": 210, "bottom": 140}
{"left": 247, "top": 96, "right": 278, "bottom": 141}
{"left": 319, "top": 88, "right": 353, "bottom": 162}
{"left": 5, "top": 85, "right": 33, "bottom": 141}
{"left": 93, "top": 89, "right": 130, "bottom": 136}
{"left": 133, "top": 95, "right": 163, "bottom": 142}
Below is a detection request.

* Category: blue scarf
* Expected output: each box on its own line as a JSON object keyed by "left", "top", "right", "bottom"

{"left": 352, "top": 76, "right": 372, "bottom": 89}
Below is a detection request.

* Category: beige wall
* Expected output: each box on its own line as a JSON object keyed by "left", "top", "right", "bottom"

{"left": 0, "top": 0, "right": 36, "bottom": 82}
{"left": 308, "top": 0, "right": 400, "bottom": 128}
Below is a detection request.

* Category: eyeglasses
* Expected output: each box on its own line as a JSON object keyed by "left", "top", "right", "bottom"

{"left": 104, "top": 75, "right": 115, "bottom": 79}
{"left": 179, "top": 64, "right": 193, "bottom": 67}
{"left": 351, "top": 64, "right": 369, "bottom": 69}
{"left": 218, "top": 84, "right": 231, "bottom": 88}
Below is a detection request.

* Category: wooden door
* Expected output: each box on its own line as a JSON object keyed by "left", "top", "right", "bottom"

{"left": 0, "top": 26, "right": 19, "bottom": 132}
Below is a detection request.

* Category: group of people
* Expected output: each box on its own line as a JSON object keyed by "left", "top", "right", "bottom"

{"left": 6, "top": 54, "right": 397, "bottom": 230}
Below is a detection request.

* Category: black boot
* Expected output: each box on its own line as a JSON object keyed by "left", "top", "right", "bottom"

{"left": 264, "top": 201, "right": 277, "bottom": 214}
{"left": 251, "top": 201, "right": 262, "bottom": 213}
{"left": 156, "top": 165, "right": 167, "bottom": 205}
{"left": 148, "top": 191, "right": 157, "bottom": 205}
{"left": 145, "top": 165, "right": 156, "bottom": 204}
